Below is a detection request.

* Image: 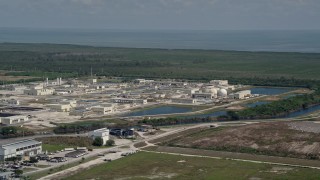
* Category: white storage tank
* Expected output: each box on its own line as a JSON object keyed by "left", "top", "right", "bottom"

{"left": 211, "top": 88, "right": 218, "bottom": 95}
{"left": 218, "top": 89, "right": 228, "bottom": 97}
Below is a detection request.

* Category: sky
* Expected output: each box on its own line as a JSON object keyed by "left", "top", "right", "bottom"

{"left": 0, "top": 0, "right": 320, "bottom": 30}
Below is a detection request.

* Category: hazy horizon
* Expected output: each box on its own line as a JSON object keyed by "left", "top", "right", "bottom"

{"left": 1, "top": 28, "right": 320, "bottom": 53}
{"left": 1, "top": 0, "right": 320, "bottom": 52}
{"left": 1, "top": 0, "right": 320, "bottom": 30}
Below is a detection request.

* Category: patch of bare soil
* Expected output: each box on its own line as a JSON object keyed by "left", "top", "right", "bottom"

{"left": 170, "top": 122, "right": 320, "bottom": 160}
{"left": 226, "top": 105, "right": 245, "bottom": 110}
{"left": 143, "top": 130, "right": 165, "bottom": 136}
{"left": 294, "top": 89, "right": 312, "bottom": 94}
{"left": 134, "top": 142, "right": 148, "bottom": 148}
{"left": 264, "top": 96, "right": 280, "bottom": 101}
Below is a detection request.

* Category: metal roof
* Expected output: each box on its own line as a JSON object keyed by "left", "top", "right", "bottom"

{"left": 0, "top": 139, "right": 41, "bottom": 150}
{"left": 0, "top": 171, "right": 14, "bottom": 176}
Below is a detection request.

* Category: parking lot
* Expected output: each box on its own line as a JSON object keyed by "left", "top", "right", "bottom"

{"left": 37, "top": 148, "right": 139, "bottom": 180}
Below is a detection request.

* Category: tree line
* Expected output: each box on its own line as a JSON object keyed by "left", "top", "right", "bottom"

{"left": 220, "top": 88, "right": 320, "bottom": 120}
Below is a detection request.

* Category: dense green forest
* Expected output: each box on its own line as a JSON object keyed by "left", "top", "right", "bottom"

{"left": 138, "top": 116, "right": 215, "bottom": 126}
{"left": 1, "top": 43, "right": 320, "bottom": 87}
{"left": 52, "top": 120, "right": 132, "bottom": 134}
{"left": 221, "top": 88, "right": 320, "bottom": 120}
{"left": 0, "top": 126, "right": 34, "bottom": 138}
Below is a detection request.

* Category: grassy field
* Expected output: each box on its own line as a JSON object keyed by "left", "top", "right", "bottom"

{"left": 36, "top": 137, "right": 94, "bottom": 152}
{"left": 161, "top": 122, "right": 320, "bottom": 160}
{"left": 42, "top": 144, "right": 73, "bottom": 152}
{"left": 1, "top": 43, "right": 320, "bottom": 82}
{"left": 64, "top": 151, "right": 320, "bottom": 180}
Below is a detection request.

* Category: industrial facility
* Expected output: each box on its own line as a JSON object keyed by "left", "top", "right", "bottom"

{"left": 88, "top": 128, "right": 110, "bottom": 145}
{"left": 0, "top": 77, "right": 262, "bottom": 129}
{"left": 0, "top": 139, "right": 42, "bottom": 161}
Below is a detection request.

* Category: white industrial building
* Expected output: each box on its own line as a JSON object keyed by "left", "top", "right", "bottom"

{"left": 229, "top": 90, "right": 251, "bottom": 99}
{"left": 171, "top": 98, "right": 196, "bottom": 104}
{"left": 192, "top": 93, "right": 214, "bottom": 99}
{"left": 0, "top": 115, "right": 29, "bottom": 125}
{"left": 190, "top": 88, "right": 200, "bottom": 94}
{"left": 69, "top": 109, "right": 91, "bottom": 116}
{"left": 88, "top": 128, "right": 110, "bottom": 146}
{"left": 48, "top": 100, "right": 77, "bottom": 112}
{"left": 201, "top": 86, "right": 218, "bottom": 94}
{"left": 50, "top": 77, "right": 63, "bottom": 86}
{"left": 210, "top": 80, "right": 229, "bottom": 86}
{"left": 91, "top": 104, "right": 115, "bottom": 115}
{"left": 48, "top": 103, "right": 72, "bottom": 112}
{"left": 0, "top": 139, "right": 42, "bottom": 161}
{"left": 112, "top": 98, "right": 147, "bottom": 104}
{"left": 153, "top": 93, "right": 166, "bottom": 98}
{"left": 24, "top": 85, "right": 54, "bottom": 96}
{"left": 134, "top": 79, "right": 154, "bottom": 84}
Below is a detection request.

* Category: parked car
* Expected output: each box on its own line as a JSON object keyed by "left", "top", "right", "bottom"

{"left": 11, "top": 165, "right": 21, "bottom": 169}
{"left": 49, "top": 159, "right": 58, "bottom": 163}
{"left": 21, "top": 162, "right": 32, "bottom": 166}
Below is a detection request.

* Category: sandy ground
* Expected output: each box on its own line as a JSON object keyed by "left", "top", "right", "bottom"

{"left": 22, "top": 111, "right": 81, "bottom": 129}
{"left": 293, "top": 89, "right": 312, "bottom": 94}
{"left": 264, "top": 96, "right": 281, "bottom": 101}
{"left": 226, "top": 105, "right": 245, "bottom": 110}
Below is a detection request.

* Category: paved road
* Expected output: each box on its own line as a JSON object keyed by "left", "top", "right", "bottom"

{"left": 38, "top": 149, "right": 137, "bottom": 180}
{"left": 23, "top": 110, "right": 320, "bottom": 179}
{"left": 25, "top": 124, "right": 200, "bottom": 179}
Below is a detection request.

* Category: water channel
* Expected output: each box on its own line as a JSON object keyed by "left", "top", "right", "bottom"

{"left": 123, "top": 87, "right": 319, "bottom": 119}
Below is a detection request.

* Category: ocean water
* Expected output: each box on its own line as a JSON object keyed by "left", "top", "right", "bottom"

{"left": 0, "top": 28, "right": 320, "bottom": 52}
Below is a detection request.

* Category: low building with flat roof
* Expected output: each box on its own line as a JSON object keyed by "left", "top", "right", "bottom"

{"left": 91, "top": 103, "right": 114, "bottom": 115}
{"left": 48, "top": 103, "right": 72, "bottom": 112}
{"left": 192, "top": 93, "right": 214, "bottom": 99}
{"left": 0, "top": 115, "right": 29, "bottom": 125}
{"left": 112, "top": 98, "right": 147, "bottom": 104}
{"left": 0, "top": 139, "right": 42, "bottom": 161}
{"left": 171, "top": 98, "right": 196, "bottom": 104}
{"left": 88, "top": 128, "right": 110, "bottom": 145}
{"left": 24, "top": 86, "right": 54, "bottom": 96}
{"left": 229, "top": 90, "right": 251, "bottom": 99}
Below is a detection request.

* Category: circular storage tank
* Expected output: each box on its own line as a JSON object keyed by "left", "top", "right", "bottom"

{"left": 203, "top": 88, "right": 211, "bottom": 93}
{"left": 218, "top": 89, "right": 228, "bottom": 97}
{"left": 211, "top": 88, "right": 218, "bottom": 95}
